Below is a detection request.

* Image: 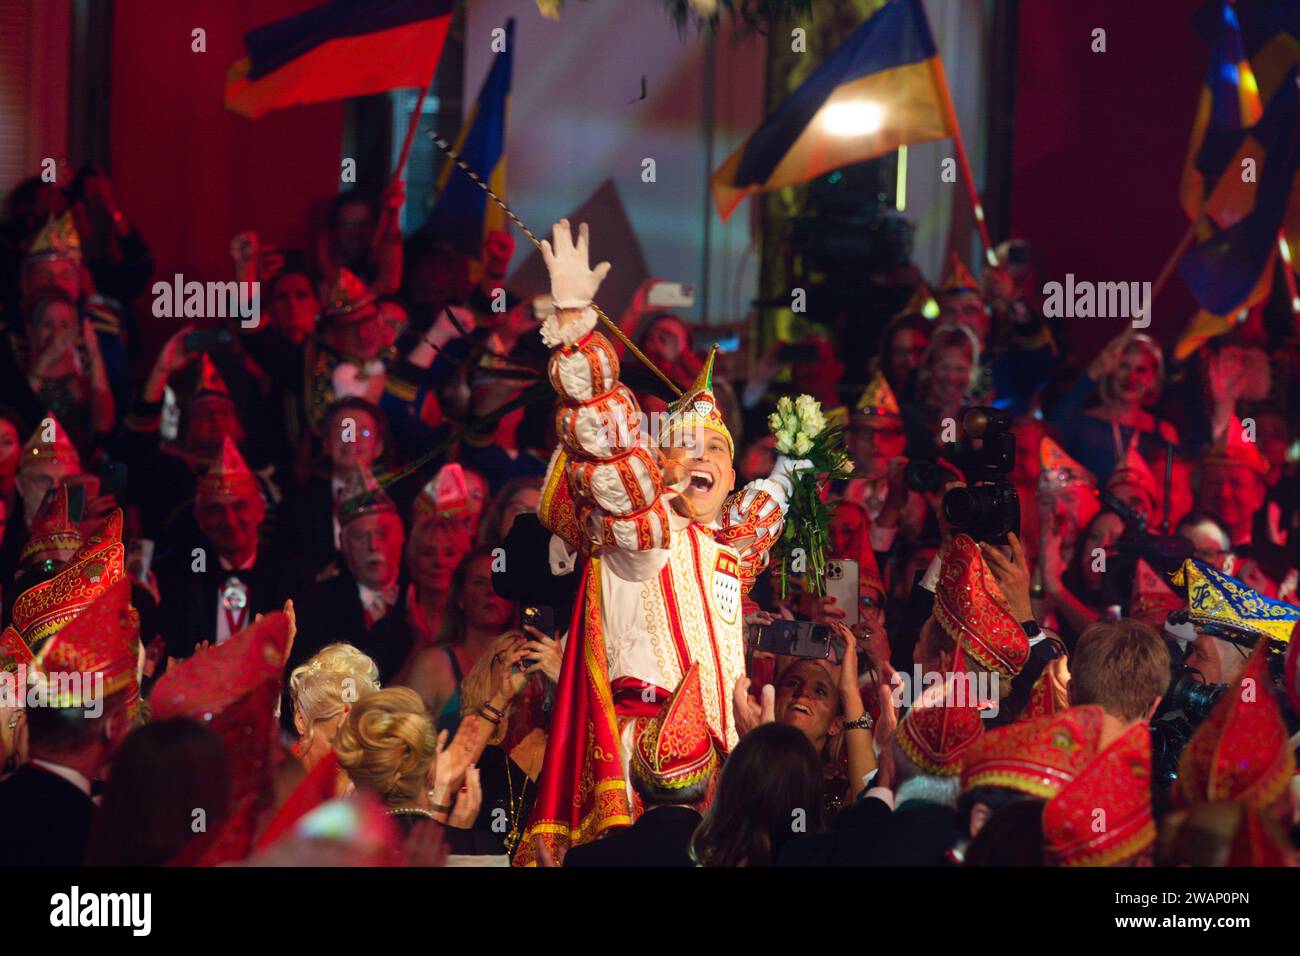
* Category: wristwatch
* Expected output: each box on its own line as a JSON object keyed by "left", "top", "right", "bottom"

{"left": 843, "top": 714, "right": 875, "bottom": 732}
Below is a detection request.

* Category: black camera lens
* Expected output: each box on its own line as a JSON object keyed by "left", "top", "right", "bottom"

{"left": 811, "top": 624, "right": 830, "bottom": 644}
{"left": 1167, "top": 673, "right": 1227, "bottom": 721}
{"left": 904, "top": 458, "right": 943, "bottom": 493}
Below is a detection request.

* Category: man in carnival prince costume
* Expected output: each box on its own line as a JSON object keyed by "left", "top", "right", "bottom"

{"left": 515, "top": 221, "right": 807, "bottom": 865}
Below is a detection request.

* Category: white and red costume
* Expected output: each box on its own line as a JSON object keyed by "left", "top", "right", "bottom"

{"left": 516, "top": 221, "right": 798, "bottom": 864}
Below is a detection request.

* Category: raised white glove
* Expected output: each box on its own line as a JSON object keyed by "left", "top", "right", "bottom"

{"left": 540, "top": 219, "right": 611, "bottom": 309}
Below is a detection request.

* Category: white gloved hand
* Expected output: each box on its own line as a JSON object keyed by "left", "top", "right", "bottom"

{"left": 768, "top": 455, "right": 814, "bottom": 499}
{"left": 540, "top": 219, "right": 612, "bottom": 309}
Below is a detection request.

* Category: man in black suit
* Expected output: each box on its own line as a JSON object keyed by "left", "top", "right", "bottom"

{"left": 285, "top": 470, "right": 413, "bottom": 687}
{"left": 0, "top": 675, "right": 133, "bottom": 866}
{"left": 565, "top": 664, "right": 713, "bottom": 868}
{"left": 152, "top": 437, "right": 302, "bottom": 662}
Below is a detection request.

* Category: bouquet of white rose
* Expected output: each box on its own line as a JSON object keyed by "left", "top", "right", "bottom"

{"left": 768, "top": 395, "right": 855, "bottom": 597}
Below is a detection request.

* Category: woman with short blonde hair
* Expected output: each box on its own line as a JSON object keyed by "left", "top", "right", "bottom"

{"left": 289, "top": 643, "right": 380, "bottom": 772}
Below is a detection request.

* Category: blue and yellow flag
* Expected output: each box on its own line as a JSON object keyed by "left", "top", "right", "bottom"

{"left": 1173, "top": 559, "right": 1298, "bottom": 644}
{"left": 1178, "top": 67, "right": 1299, "bottom": 316}
{"left": 1180, "top": 3, "right": 1264, "bottom": 226}
{"left": 225, "top": 0, "right": 452, "bottom": 120}
{"left": 711, "top": 0, "right": 951, "bottom": 221}
{"left": 427, "top": 19, "right": 514, "bottom": 257}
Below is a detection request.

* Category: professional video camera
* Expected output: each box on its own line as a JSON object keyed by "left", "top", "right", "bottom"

{"left": 1150, "top": 662, "right": 1229, "bottom": 789}
{"left": 1099, "top": 491, "right": 1194, "bottom": 609}
{"left": 905, "top": 407, "right": 1020, "bottom": 545}
{"left": 1149, "top": 609, "right": 1296, "bottom": 791}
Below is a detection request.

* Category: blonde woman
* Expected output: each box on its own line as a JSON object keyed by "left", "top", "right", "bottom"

{"left": 289, "top": 643, "right": 381, "bottom": 773}
{"left": 452, "top": 629, "right": 560, "bottom": 856}
{"left": 333, "top": 687, "right": 492, "bottom": 855}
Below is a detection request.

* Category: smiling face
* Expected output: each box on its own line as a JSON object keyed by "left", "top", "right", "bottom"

{"left": 1198, "top": 463, "right": 1268, "bottom": 542}
{"left": 407, "top": 517, "right": 472, "bottom": 593}
{"left": 1108, "top": 345, "right": 1158, "bottom": 407}
{"left": 775, "top": 659, "right": 842, "bottom": 751}
{"left": 196, "top": 490, "right": 266, "bottom": 561}
{"left": 662, "top": 425, "right": 735, "bottom": 525}
{"left": 927, "top": 346, "right": 973, "bottom": 409}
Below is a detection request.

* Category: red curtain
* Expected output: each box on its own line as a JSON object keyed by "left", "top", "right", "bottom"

{"left": 110, "top": 0, "right": 346, "bottom": 358}
{"left": 1011, "top": 0, "right": 1203, "bottom": 356}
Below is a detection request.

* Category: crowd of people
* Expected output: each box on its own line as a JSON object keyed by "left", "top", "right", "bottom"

{"left": 0, "top": 164, "right": 1297, "bottom": 869}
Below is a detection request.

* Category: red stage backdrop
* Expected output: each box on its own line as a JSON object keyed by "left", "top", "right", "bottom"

{"left": 1011, "top": 0, "right": 1203, "bottom": 359}
{"left": 110, "top": 0, "right": 345, "bottom": 359}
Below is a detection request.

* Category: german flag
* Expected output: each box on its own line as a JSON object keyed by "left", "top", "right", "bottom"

{"left": 225, "top": 0, "right": 453, "bottom": 120}
{"left": 711, "top": 0, "right": 952, "bottom": 221}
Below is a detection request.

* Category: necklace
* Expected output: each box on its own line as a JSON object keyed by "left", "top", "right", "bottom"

{"left": 503, "top": 754, "right": 532, "bottom": 856}
{"left": 385, "top": 806, "right": 437, "bottom": 819}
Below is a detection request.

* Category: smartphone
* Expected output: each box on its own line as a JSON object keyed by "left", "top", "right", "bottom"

{"left": 97, "top": 461, "right": 128, "bottom": 504}
{"left": 62, "top": 474, "right": 102, "bottom": 523}
{"left": 825, "top": 559, "right": 859, "bottom": 626}
{"left": 646, "top": 281, "right": 696, "bottom": 309}
{"left": 184, "top": 329, "right": 233, "bottom": 353}
{"left": 522, "top": 605, "right": 556, "bottom": 640}
{"left": 747, "top": 620, "right": 842, "bottom": 664}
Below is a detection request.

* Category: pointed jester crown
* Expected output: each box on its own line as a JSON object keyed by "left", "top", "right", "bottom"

{"left": 660, "top": 346, "right": 733, "bottom": 459}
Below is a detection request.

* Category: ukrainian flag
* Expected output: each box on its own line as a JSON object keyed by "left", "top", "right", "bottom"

{"left": 427, "top": 19, "right": 514, "bottom": 257}
{"left": 1178, "top": 67, "right": 1299, "bottom": 316}
{"left": 711, "top": 0, "right": 951, "bottom": 221}
{"left": 225, "top": 0, "right": 453, "bottom": 120}
{"left": 1179, "top": 2, "right": 1264, "bottom": 227}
